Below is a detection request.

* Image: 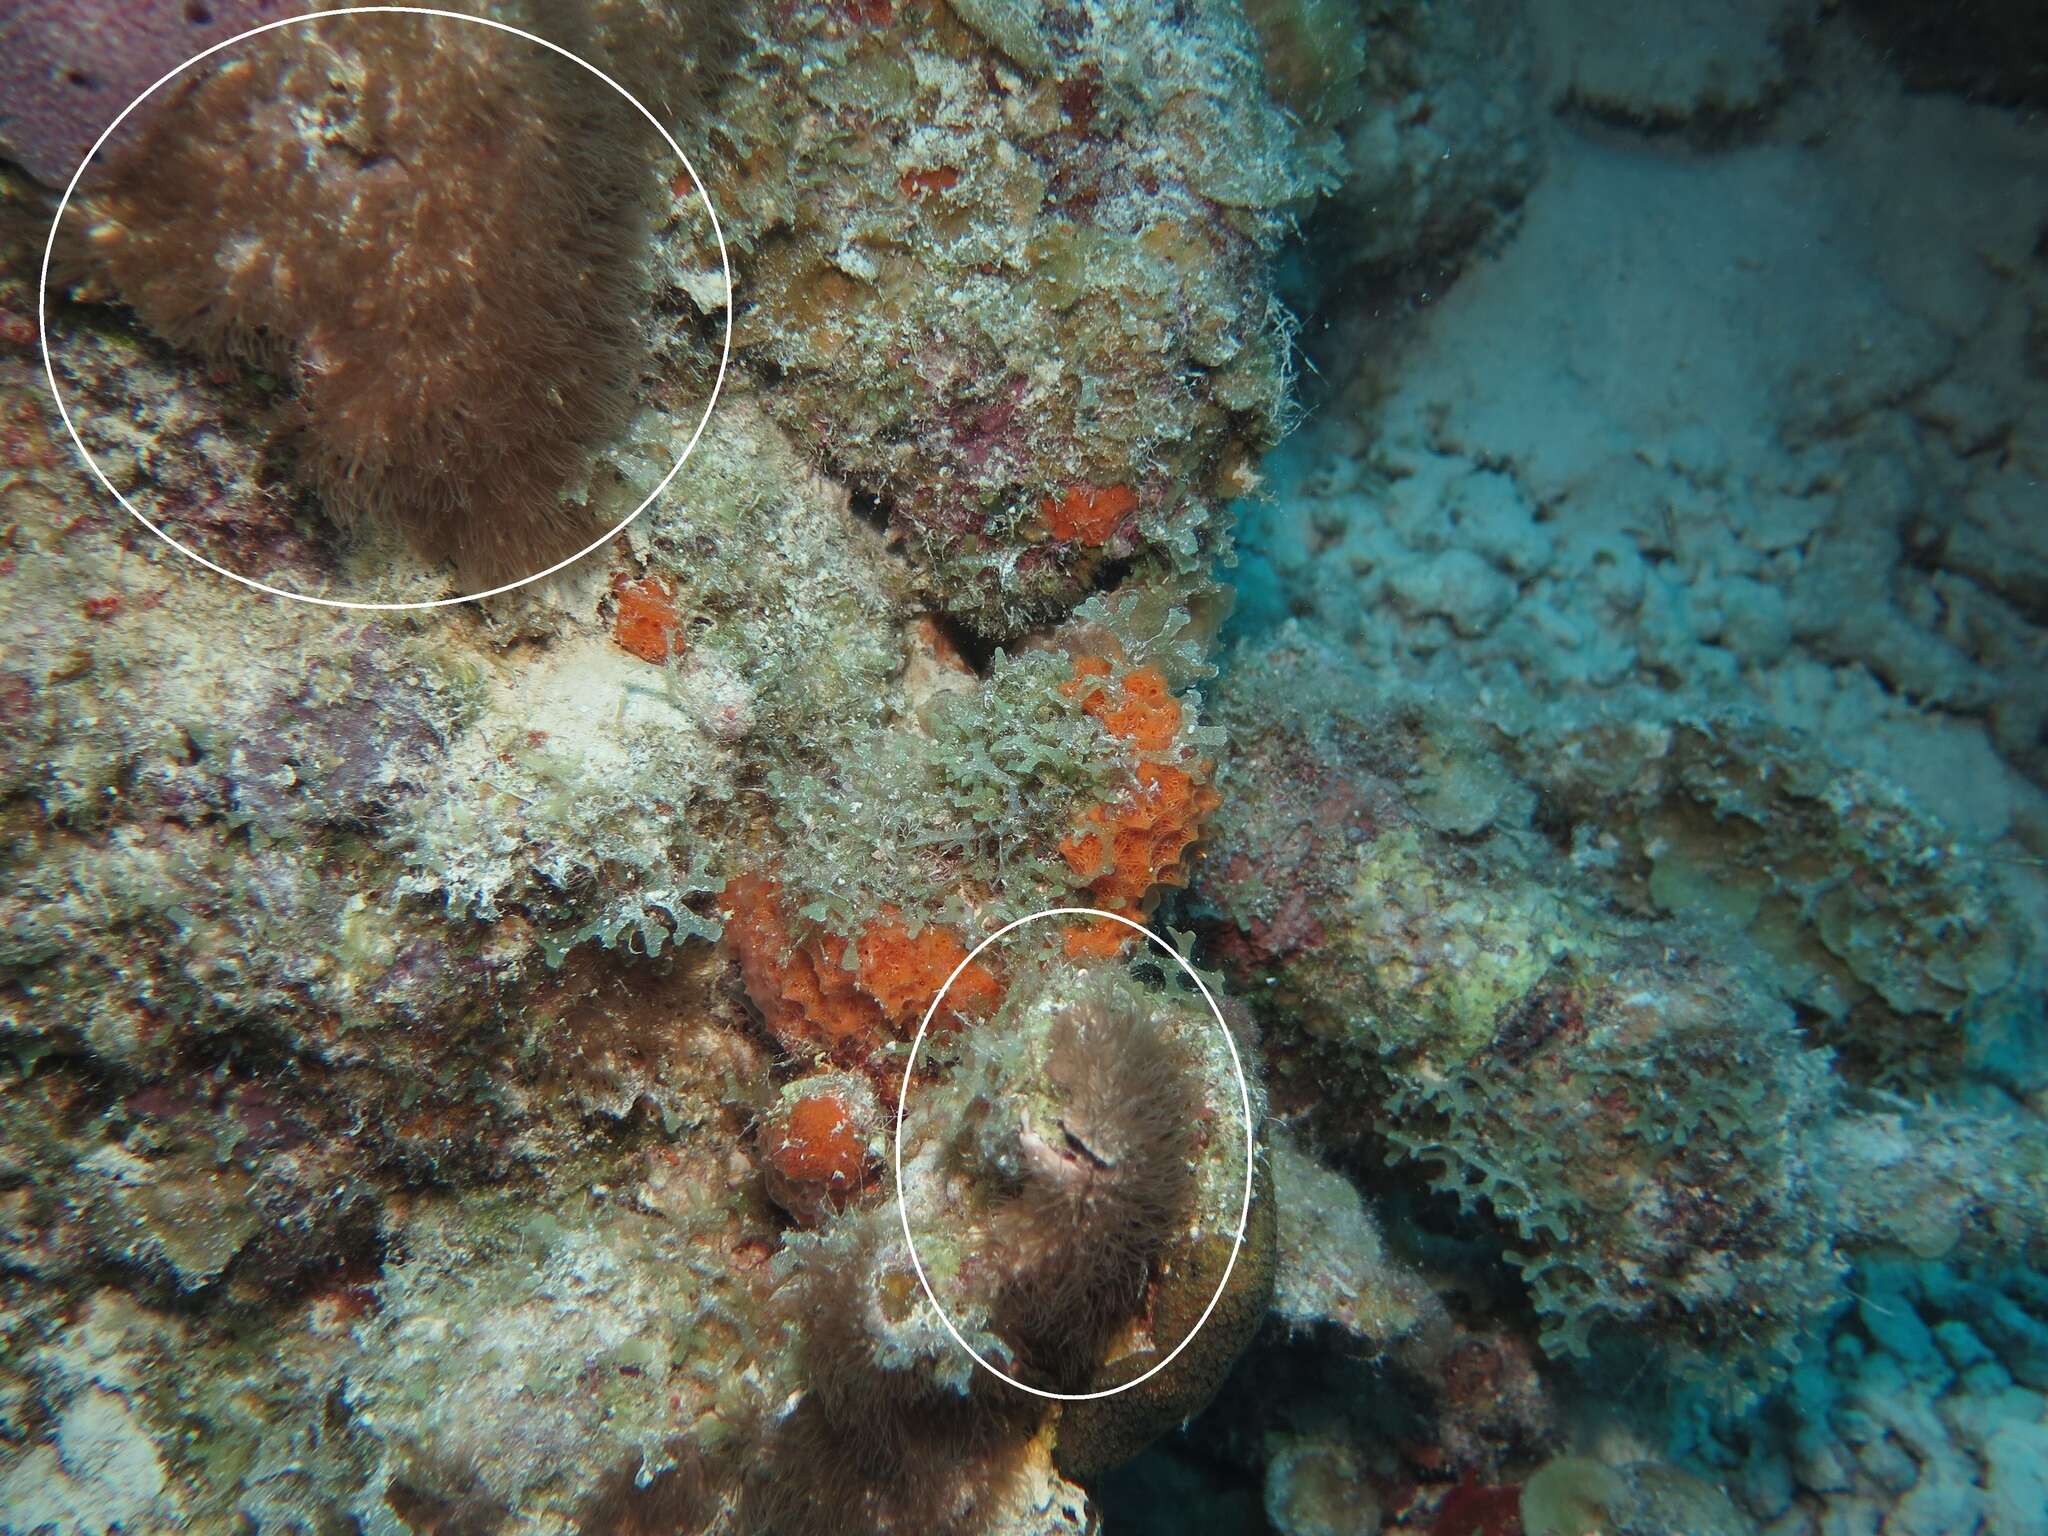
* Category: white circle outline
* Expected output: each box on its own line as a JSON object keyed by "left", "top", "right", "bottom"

{"left": 892, "top": 906, "right": 1256, "bottom": 1403}
{"left": 34, "top": 5, "right": 733, "bottom": 612}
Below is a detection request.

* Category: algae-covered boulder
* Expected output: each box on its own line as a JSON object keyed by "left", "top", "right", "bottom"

{"left": 1195, "top": 633, "right": 1844, "bottom": 1400}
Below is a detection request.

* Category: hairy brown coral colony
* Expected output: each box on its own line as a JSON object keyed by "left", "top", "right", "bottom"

{"left": 67, "top": 7, "right": 663, "bottom": 582}
{"left": 736, "top": 961, "right": 1266, "bottom": 1532}
{"left": 739, "top": 1218, "right": 1038, "bottom": 1536}
{"left": 700, "top": 646, "right": 1252, "bottom": 1519}
{"left": 985, "top": 997, "right": 1202, "bottom": 1384}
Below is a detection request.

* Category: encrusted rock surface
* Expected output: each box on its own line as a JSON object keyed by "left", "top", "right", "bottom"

{"left": 3, "top": 2, "right": 2046, "bottom": 1534}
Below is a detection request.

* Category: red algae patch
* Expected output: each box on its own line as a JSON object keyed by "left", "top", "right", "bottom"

{"left": 899, "top": 165, "right": 962, "bottom": 199}
{"left": 1433, "top": 1479, "right": 1525, "bottom": 1536}
{"left": 721, "top": 873, "right": 885, "bottom": 1060}
{"left": 1069, "top": 657, "right": 1184, "bottom": 753}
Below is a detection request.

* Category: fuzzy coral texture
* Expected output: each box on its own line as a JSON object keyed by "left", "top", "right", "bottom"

{"left": 65, "top": 5, "right": 666, "bottom": 583}
{"left": 3, "top": 1, "right": 2046, "bottom": 1535}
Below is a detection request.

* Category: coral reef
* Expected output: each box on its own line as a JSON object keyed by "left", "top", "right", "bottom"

{"left": 1700, "top": 1257, "right": 2048, "bottom": 1536}
{"left": 1202, "top": 9, "right": 2045, "bottom": 1532}
{"left": 1529, "top": 0, "right": 1813, "bottom": 129}
{"left": 1239, "top": 5, "right": 2048, "bottom": 865}
{"left": 1318, "top": 0, "right": 1540, "bottom": 277}
{"left": 1488, "top": 709, "right": 2030, "bottom": 1089}
{"left": 4, "top": 1, "right": 2046, "bottom": 1533}
{"left": 0, "top": 1, "right": 1302, "bottom": 1524}
{"left": 1267, "top": 1138, "right": 1440, "bottom": 1354}
{"left": 1195, "top": 631, "right": 2048, "bottom": 1415}
{"left": 1520, "top": 1454, "right": 1756, "bottom": 1536}
{"left": 702, "top": 0, "right": 1316, "bottom": 637}
{"left": 1196, "top": 632, "right": 1844, "bottom": 1398}
{"left": 1817, "top": 1099, "right": 2048, "bottom": 1268}
{"left": 1194, "top": 23, "right": 2048, "bottom": 1511}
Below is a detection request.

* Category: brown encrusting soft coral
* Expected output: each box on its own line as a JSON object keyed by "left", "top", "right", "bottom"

{"left": 38, "top": 2, "right": 736, "bottom": 587}
{"left": 70, "top": 7, "right": 654, "bottom": 581}
{"left": 729, "top": 957, "right": 1268, "bottom": 1531}
{"left": 982, "top": 988, "right": 1204, "bottom": 1384}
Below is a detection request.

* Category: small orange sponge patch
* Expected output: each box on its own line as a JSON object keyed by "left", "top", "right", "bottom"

{"left": 611, "top": 572, "right": 680, "bottom": 663}
{"left": 856, "top": 911, "right": 1004, "bottom": 1026}
{"left": 1060, "top": 659, "right": 1221, "bottom": 958}
{"left": 1041, "top": 483, "right": 1137, "bottom": 546}
{"left": 721, "top": 876, "right": 1002, "bottom": 1072}
{"left": 722, "top": 874, "right": 885, "bottom": 1058}
{"left": 1067, "top": 655, "right": 1182, "bottom": 752}
{"left": 762, "top": 1087, "right": 869, "bottom": 1189}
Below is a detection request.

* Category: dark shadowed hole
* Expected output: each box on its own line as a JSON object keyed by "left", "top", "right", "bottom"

{"left": 1092, "top": 1439, "right": 1262, "bottom": 1534}
{"left": 929, "top": 607, "right": 995, "bottom": 675}
{"left": 848, "top": 487, "right": 890, "bottom": 533}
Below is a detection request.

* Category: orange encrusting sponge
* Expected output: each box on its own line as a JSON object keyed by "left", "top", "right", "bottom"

{"left": 722, "top": 873, "right": 882, "bottom": 1057}
{"left": 611, "top": 572, "right": 680, "bottom": 664}
{"left": 762, "top": 1087, "right": 869, "bottom": 1190}
{"left": 1041, "top": 483, "right": 1137, "bottom": 546}
{"left": 721, "top": 875, "right": 1002, "bottom": 1073}
{"left": 1059, "top": 658, "right": 1221, "bottom": 958}
{"left": 857, "top": 912, "right": 1004, "bottom": 1025}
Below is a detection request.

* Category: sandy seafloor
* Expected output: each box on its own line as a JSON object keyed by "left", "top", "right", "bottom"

{"left": 1, "top": 1, "right": 2045, "bottom": 1534}
{"left": 1239, "top": 18, "right": 2048, "bottom": 876}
